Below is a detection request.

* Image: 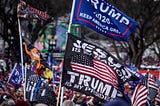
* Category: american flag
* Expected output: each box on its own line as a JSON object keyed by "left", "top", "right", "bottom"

{"left": 71, "top": 54, "right": 118, "bottom": 87}
{"left": 131, "top": 78, "right": 149, "bottom": 106}
{"left": 148, "top": 74, "right": 159, "bottom": 91}
{"left": 155, "top": 88, "right": 160, "bottom": 103}
{"left": 147, "top": 73, "right": 159, "bottom": 102}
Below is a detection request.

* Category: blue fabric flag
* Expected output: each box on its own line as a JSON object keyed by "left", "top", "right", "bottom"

{"left": 71, "top": 0, "right": 138, "bottom": 41}
{"left": 7, "top": 63, "right": 23, "bottom": 88}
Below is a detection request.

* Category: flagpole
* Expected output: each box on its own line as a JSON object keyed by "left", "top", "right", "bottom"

{"left": 24, "top": 63, "right": 27, "bottom": 101}
{"left": 56, "top": 74, "right": 62, "bottom": 106}
{"left": 56, "top": 0, "right": 76, "bottom": 105}
{"left": 18, "top": 18, "right": 26, "bottom": 100}
{"left": 68, "top": 0, "right": 76, "bottom": 33}
{"left": 60, "top": 85, "right": 64, "bottom": 106}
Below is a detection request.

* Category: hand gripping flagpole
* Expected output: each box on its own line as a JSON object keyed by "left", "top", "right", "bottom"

{"left": 18, "top": 17, "right": 26, "bottom": 100}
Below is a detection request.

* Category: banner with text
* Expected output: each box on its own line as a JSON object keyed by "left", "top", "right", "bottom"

{"left": 25, "top": 70, "right": 57, "bottom": 105}
{"left": 71, "top": 0, "right": 138, "bottom": 41}
{"left": 62, "top": 33, "right": 140, "bottom": 102}
{"left": 7, "top": 63, "right": 23, "bottom": 87}
{"left": 17, "top": 1, "right": 51, "bottom": 21}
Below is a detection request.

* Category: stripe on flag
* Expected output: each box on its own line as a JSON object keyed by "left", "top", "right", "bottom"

{"left": 148, "top": 75, "right": 159, "bottom": 91}
{"left": 155, "top": 90, "right": 160, "bottom": 103}
{"left": 131, "top": 83, "right": 148, "bottom": 106}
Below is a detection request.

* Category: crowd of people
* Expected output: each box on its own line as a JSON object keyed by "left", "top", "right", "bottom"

{"left": 0, "top": 60, "right": 159, "bottom": 106}
{"left": 0, "top": 66, "right": 127, "bottom": 106}
{"left": 0, "top": 74, "right": 102, "bottom": 106}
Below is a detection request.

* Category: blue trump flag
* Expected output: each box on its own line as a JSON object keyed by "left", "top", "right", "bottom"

{"left": 70, "top": 0, "right": 138, "bottom": 41}
{"left": 7, "top": 63, "right": 23, "bottom": 88}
